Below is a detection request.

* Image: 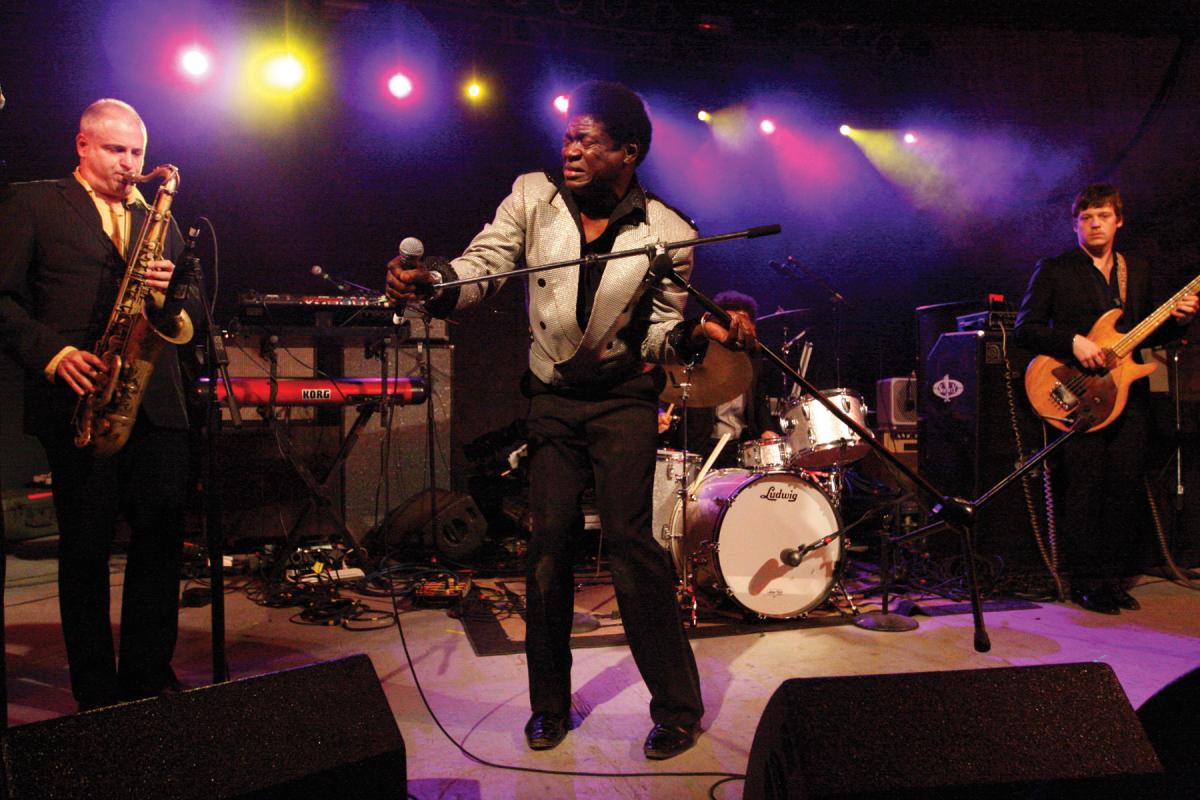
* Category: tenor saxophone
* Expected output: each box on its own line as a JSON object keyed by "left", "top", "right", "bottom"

{"left": 72, "top": 164, "right": 194, "bottom": 456}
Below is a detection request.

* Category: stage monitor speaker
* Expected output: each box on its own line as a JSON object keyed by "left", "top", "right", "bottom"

{"left": 1137, "top": 667, "right": 1200, "bottom": 798}
{"left": 369, "top": 488, "right": 487, "bottom": 560}
{"left": 744, "top": 663, "right": 1163, "bottom": 800}
{"left": 919, "top": 330, "right": 1046, "bottom": 569}
{"left": 0, "top": 654, "right": 406, "bottom": 799}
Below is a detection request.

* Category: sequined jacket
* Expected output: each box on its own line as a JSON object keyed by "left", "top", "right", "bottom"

{"left": 434, "top": 171, "right": 698, "bottom": 387}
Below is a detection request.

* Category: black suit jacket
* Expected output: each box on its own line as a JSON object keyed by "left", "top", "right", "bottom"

{"left": 1014, "top": 247, "right": 1182, "bottom": 362}
{"left": 0, "top": 177, "right": 191, "bottom": 437}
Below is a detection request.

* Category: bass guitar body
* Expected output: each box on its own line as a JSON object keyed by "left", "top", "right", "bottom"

{"left": 1024, "top": 307, "right": 1157, "bottom": 432}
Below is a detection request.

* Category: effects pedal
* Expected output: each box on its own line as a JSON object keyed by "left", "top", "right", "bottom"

{"left": 415, "top": 574, "right": 472, "bottom": 606}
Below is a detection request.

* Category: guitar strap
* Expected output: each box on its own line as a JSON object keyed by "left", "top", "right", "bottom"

{"left": 1116, "top": 251, "right": 1127, "bottom": 305}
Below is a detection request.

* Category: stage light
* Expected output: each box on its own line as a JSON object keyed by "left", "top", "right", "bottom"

{"left": 387, "top": 72, "right": 414, "bottom": 99}
{"left": 904, "top": 131, "right": 918, "bottom": 144}
{"left": 554, "top": 94, "right": 569, "bottom": 114}
{"left": 178, "top": 46, "right": 211, "bottom": 80}
{"left": 465, "top": 80, "right": 485, "bottom": 102}
{"left": 839, "top": 124, "right": 852, "bottom": 136}
{"left": 697, "top": 109, "right": 711, "bottom": 123}
{"left": 263, "top": 53, "right": 304, "bottom": 91}
{"left": 759, "top": 119, "right": 776, "bottom": 135}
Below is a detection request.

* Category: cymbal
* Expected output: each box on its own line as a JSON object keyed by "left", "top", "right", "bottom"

{"left": 757, "top": 307, "right": 810, "bottom": 322}
{"left": 661, "top": 343, "right": 752, "bottom": 407}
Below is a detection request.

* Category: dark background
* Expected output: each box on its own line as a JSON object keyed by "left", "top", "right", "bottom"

{"left": 3, "top": 0, "right": 1200, "bottom": 494}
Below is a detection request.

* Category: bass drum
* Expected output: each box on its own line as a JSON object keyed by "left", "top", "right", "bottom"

{"left": 671, "top": 469, "right": 842, "bottom": 618}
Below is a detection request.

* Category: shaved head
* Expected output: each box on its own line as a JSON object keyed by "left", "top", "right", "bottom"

{"left": 80, "top": 98, "right": 146, "bottom": 139}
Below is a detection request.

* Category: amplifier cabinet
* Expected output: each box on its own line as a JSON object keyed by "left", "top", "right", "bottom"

{"left": 919, "top": 331, "right": 1047, "bottom": 569}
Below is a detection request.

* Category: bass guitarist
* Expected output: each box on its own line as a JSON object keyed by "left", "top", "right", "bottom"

{"left": 1015, "top": 184, "right": 1196, "bottom": 614}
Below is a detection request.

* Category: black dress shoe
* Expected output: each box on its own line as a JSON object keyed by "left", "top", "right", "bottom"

{"left": 524, "top": 712, "right": 569, "bottom": 751}
{"left": 1070, "top": 587, "right": 1120, "bottom": 615}
{"left": 643, "top": 723, "right": 697, "bottom": 760}
{"left": 1109, "top": 586, "right": 1141, "bottom": 611}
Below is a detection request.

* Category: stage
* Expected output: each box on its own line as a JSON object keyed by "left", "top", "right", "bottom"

{"left": 4, "top": 544, "right": 1198, "bottom": 799}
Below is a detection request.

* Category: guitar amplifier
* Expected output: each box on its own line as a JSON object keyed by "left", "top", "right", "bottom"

{"left": 876, "top": 377, "right": 917, "bottom": 431}
{"left": 919, "top": 331, "right": 1046, "bottom": 569}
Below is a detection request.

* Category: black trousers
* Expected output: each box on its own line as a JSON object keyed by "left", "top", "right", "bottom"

{"left": 39, "top": 417, "right": 188, "bottom": 706}
{"left": 1056, "top": 394, "right": 1150, "bottom": 586}
{"left": 524, "top": 390, "right": 703, "bottom": 729}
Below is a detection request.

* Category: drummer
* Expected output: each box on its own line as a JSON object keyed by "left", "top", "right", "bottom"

{"left": 660, "top": 290, "right": 781, "bottom": 468}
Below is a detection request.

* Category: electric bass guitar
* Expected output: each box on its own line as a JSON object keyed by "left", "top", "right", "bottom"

{"left": 1025, "top": 273, "right": 1200, "bottom": 432}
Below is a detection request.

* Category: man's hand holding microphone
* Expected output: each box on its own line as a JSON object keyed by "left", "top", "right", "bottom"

{"left": 385, "top": 237, "right": 442, "bottom": 305}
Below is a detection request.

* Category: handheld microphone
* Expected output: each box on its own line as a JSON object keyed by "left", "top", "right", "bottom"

{"left": 398, "top": 236, "right": 425, "bottom": 266}
{"left": 397, "top": 237, "right": 444, "bottom": 299}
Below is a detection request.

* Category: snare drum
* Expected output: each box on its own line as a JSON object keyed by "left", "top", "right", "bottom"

{"left": 780, "top": 388, "right": 871, "bottom": 468}
{"left": 739, "top": 437, "right": 792, "bottom": 471}
{"left": 670, "top": 469, "right": 842, "bottom": 618}
{"left": 653, "top": 449, "right": 700, "bottom": 568}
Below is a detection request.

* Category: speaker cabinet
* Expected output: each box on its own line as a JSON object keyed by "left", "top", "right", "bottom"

{"left": 919, "top": 331, "right": 1047, "bottom": 569}
{"left": 341, "top": 330, "right": 452, "bottom": 540}
{"left": 1, "top": 654, "right": 405, "bottom": 799}
{"left": 745, "top": 663, "right": 1163, "bottom": 799}
{"left": 369, "top": 487, "right": 487, "bottom": 560}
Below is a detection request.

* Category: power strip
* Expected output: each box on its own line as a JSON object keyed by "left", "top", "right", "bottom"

{"left": 294, "top": 567, "right": 366, "bottom": 584}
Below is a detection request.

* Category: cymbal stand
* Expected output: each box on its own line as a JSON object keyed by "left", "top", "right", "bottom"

{"left": 670, "top": 362, "right": 699, "bottom": 627}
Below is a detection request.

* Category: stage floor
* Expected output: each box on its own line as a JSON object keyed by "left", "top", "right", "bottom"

{"left": 4, "top": 544, "right": 1199, "bottom": 799}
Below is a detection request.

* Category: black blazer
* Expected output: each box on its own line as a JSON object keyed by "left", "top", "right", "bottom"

{"left": 0, "top": 177, "right": 192, "bottom": 436}
{"left": 1014, "top": 247, "right": 1182, "bottom": 363}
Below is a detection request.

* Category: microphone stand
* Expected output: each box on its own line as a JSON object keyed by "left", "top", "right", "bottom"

{"left": 190, "top": 239, "right": 238, "bottom": 684}
{"left": 432, "top": 225, "right": 783, "bottom": 292}
{"left": 783, "top": 256, "right": 853, "bottom": 387}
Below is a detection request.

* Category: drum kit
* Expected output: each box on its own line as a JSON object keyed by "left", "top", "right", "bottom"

{"left": 655, "top": 308, "right": 872, "bottom": 622}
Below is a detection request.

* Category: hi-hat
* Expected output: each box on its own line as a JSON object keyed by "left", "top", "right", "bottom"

{"left": 757, "top": 307, "right": 810, "bottom": 322}
{"left": 661, "top": 343, "right": 752, "bottom": 407}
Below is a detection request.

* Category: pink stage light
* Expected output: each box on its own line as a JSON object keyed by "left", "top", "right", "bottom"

{"left": 387, "top": 72, "right": 414, "bottom": 99}
{"left": 178, "top": 45, "right": 212, "bottom": 81}
{"left": 759, "top": 119, "right": 776, "bottom": 135}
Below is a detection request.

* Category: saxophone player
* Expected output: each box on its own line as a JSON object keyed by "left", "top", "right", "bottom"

{"left": 0, "top": 99, "right": 197, "bottom": 711}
